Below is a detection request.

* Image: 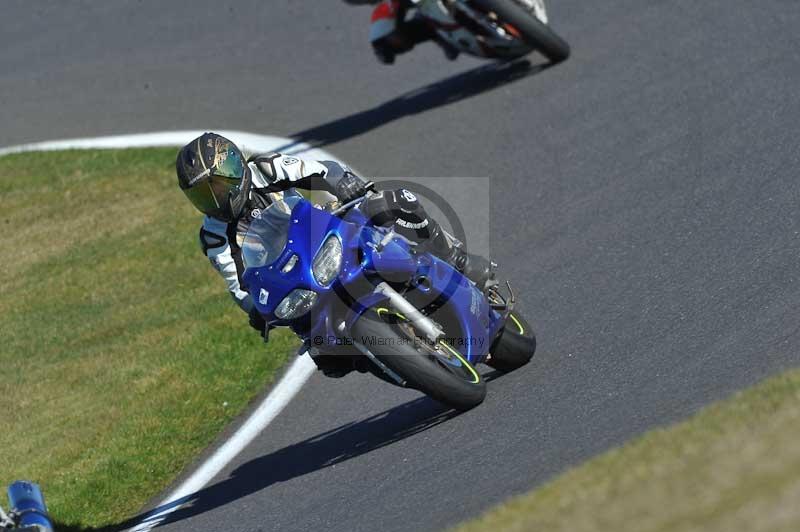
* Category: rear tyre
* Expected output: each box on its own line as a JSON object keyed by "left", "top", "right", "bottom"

{"left": 475, "top": 0, "right": 571, "bottom": 63}
{"left": 352, "top": 313, "right": 487, "bottom": 411}
{"left": 488, "top": 312, "right": 536, "bottom": 372}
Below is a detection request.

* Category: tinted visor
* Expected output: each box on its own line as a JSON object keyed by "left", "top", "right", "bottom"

{"left": 184, "top": 169, "right": 250, "bottom": 222}
{"left": 208, "top": 175, "right": 243, "bottom": 202}
{"left": 213, "top": 171, "right": 250, "bottom": 221}
{"left": 183, "top": 180, "right": 221, "bottom": 215}
{"left": 208, "top": 143, "right": 247, "bottom": 220}
{"left": 212, "top": 146, "right": 245, "bottom": 179}
{"left": 187, "top": 140, "right": 250, "bottom": 219}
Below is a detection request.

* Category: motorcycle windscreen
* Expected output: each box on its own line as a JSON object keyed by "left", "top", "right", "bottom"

{"left": 242, "top": 196, "right": 302, "bottom": 269}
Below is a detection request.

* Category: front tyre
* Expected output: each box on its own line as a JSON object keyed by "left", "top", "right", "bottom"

{"left": 475, "top": 0, "right": 571, "bottom": 63}
{"left": 488, "top": 311, "right": 537, "bottom": 372}
{"left": 352, "top": 314, "right": 487, "bottom": 411}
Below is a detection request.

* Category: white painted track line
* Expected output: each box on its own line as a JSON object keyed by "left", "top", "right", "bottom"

{"left": 0, "top": 131, "right": 330, "bottom": 532}
{"left": 0, "top": 130, "right": 338, "bottom": 162}
{"left": 130, "top": 355, "right": 317, "bottom": 532}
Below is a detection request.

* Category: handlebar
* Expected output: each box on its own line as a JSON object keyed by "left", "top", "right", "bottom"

{"left": 329, "top": 181, "right": 377, "bottom": 216}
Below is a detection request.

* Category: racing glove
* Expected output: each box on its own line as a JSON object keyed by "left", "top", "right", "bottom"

{"left": 248, "top": 307, "right": 270, "bottom": 342}
{"left": 334, "top": 172, "right": 373, "bottom": 204}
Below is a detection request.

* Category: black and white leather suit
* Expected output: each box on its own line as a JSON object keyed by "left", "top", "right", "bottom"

{"left": 199, "top": 153, "right": 439, "bottom": 320}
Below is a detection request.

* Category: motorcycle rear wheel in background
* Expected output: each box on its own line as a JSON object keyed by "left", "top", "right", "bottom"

{"left": 474, "top": 0, "right": 571, "bottom": 63}
{"left": 352, "top": 311, "right": 487, "bottom": 412}
{"left": 487, "top": 311, "right": 537, "bottom": 372}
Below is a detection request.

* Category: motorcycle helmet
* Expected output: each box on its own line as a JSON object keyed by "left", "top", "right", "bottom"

{"left": 176, "top": 132, "right": 251, "bottom": 222}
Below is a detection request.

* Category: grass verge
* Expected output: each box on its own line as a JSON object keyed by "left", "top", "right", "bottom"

{"left": 454, "top": 368, "right": 800, "bottom": 532}
{"left": 0, "top": 149, "right": 299, "bottom": 529}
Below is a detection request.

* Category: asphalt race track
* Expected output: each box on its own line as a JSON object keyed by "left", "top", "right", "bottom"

{"left": 3, "top": 1, "right": 800, "bottom": 531}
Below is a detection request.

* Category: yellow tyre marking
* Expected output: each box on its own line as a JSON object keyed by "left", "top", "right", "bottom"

{"left": 437, "top": 341, "right": 481, "bottom": 384}
{"left": 375, "top": 308, "right": 481, "bottom": 385}
{"left": 376, "top": 307, "right": 406, "bottom": 321}
{"left": 509, "top": 313, "right": 525, "bottom": 335}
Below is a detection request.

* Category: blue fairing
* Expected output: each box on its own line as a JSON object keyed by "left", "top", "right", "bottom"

{"left": 241, "top": 198, "right": 504, "bottom": 364}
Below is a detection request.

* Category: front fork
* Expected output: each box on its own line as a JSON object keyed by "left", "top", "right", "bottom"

{"left": 346, "top": 281, "right": 445, "bottom": 387}
{"left": 374, "top": 282, "right": 444, "bottom": 342}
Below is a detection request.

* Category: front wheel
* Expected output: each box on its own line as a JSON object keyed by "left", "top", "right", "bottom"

{"left": 352, "top": 313, "right": 487, "bottom": 411}
{"left": 474, "top": 0, "right": 571, "bottom": 63}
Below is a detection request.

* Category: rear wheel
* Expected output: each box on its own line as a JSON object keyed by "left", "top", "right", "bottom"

{"left": 475, "top": 0, "right": 571, "bottom": 63}
{"left": 352, "top": 311, "right": 487, "bottom": 411}
{"left": 488, "top": 311, "right": 537, "bottom": 372}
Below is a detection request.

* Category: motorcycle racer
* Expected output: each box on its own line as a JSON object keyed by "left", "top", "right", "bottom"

{"left": 176, "top": 132, "right": 493, "bottom": 376}
{"left": 346, "top": 0, "right": 459, "bottom": 64}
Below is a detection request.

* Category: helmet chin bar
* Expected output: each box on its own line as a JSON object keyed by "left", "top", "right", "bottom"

{"left": 225, "top": 165, "right": 253, "bottom": 221}
{"left": 227, "top": 192, "right": 244, "bottom": 221}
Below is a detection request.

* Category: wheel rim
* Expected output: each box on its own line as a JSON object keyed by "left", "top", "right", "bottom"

{"left": 376, "top": 308, "right": 482, "bottom": 385}
{"left": 396, "top": 320, "right": 482, "bottom": 384}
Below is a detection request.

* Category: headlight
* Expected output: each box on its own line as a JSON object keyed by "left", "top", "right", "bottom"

{"left": 312, "top": 236, "right": 342, "bottom": 286}
{"left": 275, "top": 289, "right": 318, "bottom": 320}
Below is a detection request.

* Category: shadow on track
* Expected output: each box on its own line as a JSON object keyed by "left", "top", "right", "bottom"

{"left": 95, "top": 396, "right": 457, "bottom": 531}
{"left": 275, "top": 58, "right": 547, "bottom": 153}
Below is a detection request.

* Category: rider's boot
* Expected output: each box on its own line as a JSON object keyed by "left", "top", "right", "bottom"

{"left": 372, "top": 41, "right": 397, "bottom": 64}
{"left": 424, "top": 224, "right": 496, "bottom": 291}
{"left": 431, "top": 35, "right": 460, "bottom": 61}
{"left": 310, "top": 349, "right": 366, "bottom": 378}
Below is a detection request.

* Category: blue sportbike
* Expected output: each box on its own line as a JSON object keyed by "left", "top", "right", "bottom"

{"left": 241, "top": 191, "right": 536, "bottom": 411}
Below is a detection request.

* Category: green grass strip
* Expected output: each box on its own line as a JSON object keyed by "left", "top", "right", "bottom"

{"left": 454, "top": 368, "right": 800, "bottom": 532}
{"left": 0, "top": 149, "right": 299, "bottom": 529}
